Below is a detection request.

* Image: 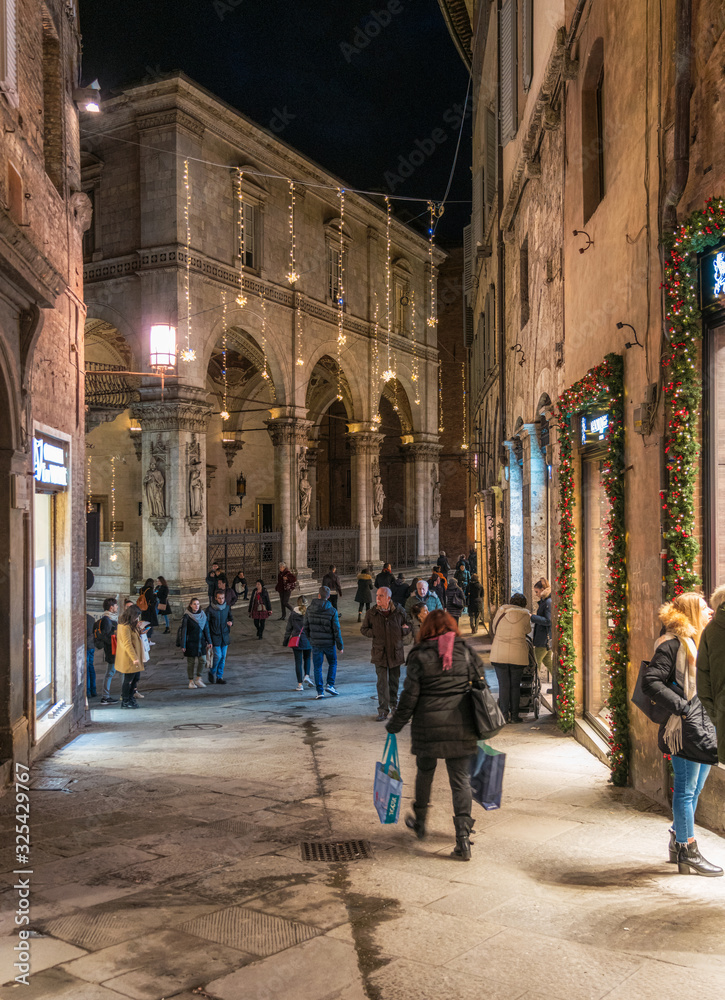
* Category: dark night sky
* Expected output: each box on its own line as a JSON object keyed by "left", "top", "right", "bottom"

{"left": 79, "top": 0, "right": 471, "bottom": 242}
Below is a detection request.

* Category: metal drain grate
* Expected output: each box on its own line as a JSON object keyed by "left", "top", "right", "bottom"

{"left": 300, "top": 839, "right": 372, "bottom": 862}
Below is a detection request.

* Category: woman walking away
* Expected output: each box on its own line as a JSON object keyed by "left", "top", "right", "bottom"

{"left": 249, "top": 579, "right": 272, "bottom": 639}
{"left": 180, "top": 598, "right": 212, "bottom": 688}
{"left": 283, "top": 596, "right": 314, "bottom": 690}
{"left": 465, "top": 574, "right": 484, "bottom": 634}
{"left": 115, "top": 604, "right": 145, "bottom": 709}
{"left": 530, "top": 578, "right": 553, "bottom": 679}
{"left": 156, "top": 576, "right": 170, "bottom": 633}
{"left": 355, "top": 567, "right": 374, "bottom": 622}
{"left": 139, "top": 578, "right": 158, "bottom": 637}
{"left": 642, "top": 593, "right": 721, "bottom": 876}
{"left": 490, "top": 594, "right": 532, "bottom": 723}
{"left": 697, "top": 584, "right": 725, "bottom": 773}
{"left": 387, "top": 609, "right": 480, "bottom": 860}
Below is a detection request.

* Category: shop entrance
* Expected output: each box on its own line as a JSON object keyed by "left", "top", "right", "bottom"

{"left": 582, "top": 453, "right": 611, "bottom": 735}
{"left": 33, "top": 491, "right": 55, "bottom": 717}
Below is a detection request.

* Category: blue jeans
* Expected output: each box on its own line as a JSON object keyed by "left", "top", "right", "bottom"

{"left": 161, "top": 613, "right": 170, "bottom": 629}
{"left": 671, "top": 756, "right": 711, "bottom": 842}
{"left": 102, "top": 660, "right": 116, "bottom": 698}
{"left": 312, "top": 646, "right": 337, "bottom": 694}
{"left": 86, "top": 648, "right": 96, "bottom": 696}
{"left": 293, "top": 648, "right": 311, "bottom": 683}
{"left": 211, "top": 644, "right": 228, "bottom": 679}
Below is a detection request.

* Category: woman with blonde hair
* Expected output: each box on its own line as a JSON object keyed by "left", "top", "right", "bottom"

{"left": 115, "top": 604, "right": 145, "bottom": 709}
{"left": 642, "top": 592, "right": 720, "bottom": 876}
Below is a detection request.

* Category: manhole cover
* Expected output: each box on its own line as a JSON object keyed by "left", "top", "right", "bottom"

{"left": 300, "top": 840, "right": 372, "bottom": 863}
{"left": 172, "top": 723, "right": 223, "bottom": 730}
{"left": 30, "top": 777, "right": 73, "bottom": 790}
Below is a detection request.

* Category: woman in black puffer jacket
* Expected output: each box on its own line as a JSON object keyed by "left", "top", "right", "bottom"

{"left": 387, "top": 609, "right": 481, "bottom": 860}
{"left": 641, "top": 593, "right": 721, "bottom": 877}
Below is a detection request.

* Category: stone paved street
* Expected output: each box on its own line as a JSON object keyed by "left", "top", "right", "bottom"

{"left": 2, "top": 593, "right": 725, "bottom": 1000}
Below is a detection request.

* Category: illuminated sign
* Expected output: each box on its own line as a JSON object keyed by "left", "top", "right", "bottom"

{"left": 700, "top": 241, "right": 725, "bottom": 313}
{"left": 33, "top": 434, "right": 69, "bottom": 491}
{"left": 581, "top": 411, "right": 609, "bottom": 446}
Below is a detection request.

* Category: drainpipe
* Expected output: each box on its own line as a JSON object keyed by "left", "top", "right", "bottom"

{"left": 662, "top": 0, "right": 692, "bottom": 233}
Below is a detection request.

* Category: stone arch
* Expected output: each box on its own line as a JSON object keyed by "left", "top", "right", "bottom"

{"left": 303, "top": 342, "right": 365, "bottom": 421}
{"left": 306, "top": 355, "right": 354, "bottom": 424}
{"left": 82, "top": 301, "right": 140, "bottom": 367}
{"left": 204, "top": 323, "right": 284, "bottom": 408}
{"left": 379, "top": 377, "right": 414, "bottom": 436}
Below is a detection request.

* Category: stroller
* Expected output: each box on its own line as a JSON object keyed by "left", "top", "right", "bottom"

{"left": 517, "top": 639, "right": 541, "bottom": 719}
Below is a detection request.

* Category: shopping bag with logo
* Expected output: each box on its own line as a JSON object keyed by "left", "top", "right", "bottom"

{"left": 470, "top": 741, "right": 506, "bottom": 810}
{"left": 373, "top": 733, "right": 403, "bottom": 824}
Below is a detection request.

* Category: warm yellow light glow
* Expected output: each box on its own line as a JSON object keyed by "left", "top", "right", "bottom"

{"left": 149, "top": 324, "right": 176, "bottom": 369}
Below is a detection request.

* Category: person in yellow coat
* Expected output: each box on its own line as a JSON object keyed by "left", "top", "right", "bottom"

{"left": 115, "top": 604, "right": 145, "bottom": 709}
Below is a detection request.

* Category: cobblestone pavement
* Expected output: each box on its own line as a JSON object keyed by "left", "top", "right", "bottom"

{"left": 2, "top": 593, "right": 725, "bottom": 1000}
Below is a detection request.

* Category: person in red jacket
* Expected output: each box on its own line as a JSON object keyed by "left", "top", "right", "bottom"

{"left": 275, "top": 561, "right": 297, "bottom": 620}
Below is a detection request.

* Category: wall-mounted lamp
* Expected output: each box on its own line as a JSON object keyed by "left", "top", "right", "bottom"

{"left": 616, "top": 321, "right": 643, "bottom": 349}
{"left": 74, "top": 79, "right": 101, "bottom": 113}
{"left": 572, "top": 229, "right": 594, "bottom": 254}
{"left": 228, "top": 471, "right": 247, "bottom": 516}
{"left": 510, "top": 342, "right": 527, "bottom": 367}
{"left": 149, "top": 324, "right": 177, "bottom": 370}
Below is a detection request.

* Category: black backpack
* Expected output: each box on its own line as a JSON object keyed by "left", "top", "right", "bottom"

{"left": 92, "top": 618, "right": 105, "bottom": 650}
{"left": 448, "top": 589, "right": 464, "bottom": 610}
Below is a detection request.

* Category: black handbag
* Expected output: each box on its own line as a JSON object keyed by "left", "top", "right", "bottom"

{"left": 631, "top": 659, "right": 670, "bottom": 725}
{"left": 465, "top": 646, "right": 506, "bottom": 739}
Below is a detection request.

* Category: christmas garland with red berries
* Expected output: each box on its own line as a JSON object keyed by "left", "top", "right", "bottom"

{"left": 554, "top": 353, "right": 629, "bottom": 785}
{"left": 662, "top": 197, "right": 725, "bottom": 594}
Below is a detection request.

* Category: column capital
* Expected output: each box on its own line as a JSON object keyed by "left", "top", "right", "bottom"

{"left": 346, "top": 430, "right": 384, "bottom": 456}
{"left": 132, "top": 395, "right": 212, "bottom": 434}
{"left": 265, "top": 416, "right": 313, "bottom": 448}
{"left": 401, "top": 440, "right": 442, "bottom": 462}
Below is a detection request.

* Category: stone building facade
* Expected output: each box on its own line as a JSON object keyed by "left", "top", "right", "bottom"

{"left": 82, "top": 75, "right": 444, "bottom": 604}
{"left": 0, "top": 0, "right": 90, "bottom": 778}
{"left": 442, "top": 0, "right": 725, "bottom": 831}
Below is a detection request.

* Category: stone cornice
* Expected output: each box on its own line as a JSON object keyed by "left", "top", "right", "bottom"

{"left": 135, "top": 108, "right": 206, "bottom": 140}
{"left": 0, "top": 211, "right": 67, "bottom": 307}
{"left": 132, "top": 399, "right": 212, "bottom": 433}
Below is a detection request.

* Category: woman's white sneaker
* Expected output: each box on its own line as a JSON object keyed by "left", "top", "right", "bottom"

{"left": 194, "top": 677, "right": 206, "bottom": 687}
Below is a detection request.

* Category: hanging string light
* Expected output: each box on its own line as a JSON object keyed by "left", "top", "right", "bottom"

{"left": 336, "top": 187, "right": 346, "bottom": 401}
{"left": 109, "top": 455, "right": 118, "bottom": 562}
{"left": 287, "top": 180, "right": 299, "bottom": 284}
{"left": 411, "top": 290, "right": 420, "bottom": 405}
{"left": 371, "top": 293, "right": 381, "bottom": 429}
{"left": 180, "top": 159, "right": 196, "bottom": 363}
{"left": 220, "top": 291, "right": 229, "bottom": 421}
{"left": 460, "top": 361, "right": 468, "bottom": 449}
{"left": 427, "top": 201, "right": 438, "bottom": 329}
{"left": 295, "top": 299, "right": 304, "bottom": 367}
{"left": 259, "top": 290, "right": 274, "bottom": 397}
{"left": 236, "top": 168, "right": 247, "bottom": 308}
{"left": 86, "top": 450, "right": 93, "bottom": 513}
{"left": 438, "top": 360, "right": 444, "bottom": 433}
{"left": 382, "top": 196, "right": 395, "bottom": 383}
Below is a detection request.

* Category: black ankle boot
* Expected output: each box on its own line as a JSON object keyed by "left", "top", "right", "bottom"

{"left": 451, "top": 816, "right": 472, "bottom": 861}
{"left": 405, "top": 804, "right": 427, "bottom": 840}
{"left": 668, "top": 829, "right": 677, "bottom": 863}
{"left": 677, "top": 840, "right": 724, "bottom": 877}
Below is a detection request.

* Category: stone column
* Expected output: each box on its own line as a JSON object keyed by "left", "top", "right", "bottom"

{"left": 400, "top": 439, "right": 441, "bottom": 566}
{"left": 347, "top": 429, "right": 384, "bottom": 568}
{"left": 518, "top": 422, "right": 548, "bottom": 600}
{"left": 502, "top": 440, "right": 524, "bottom": 595}
{"left": 265, "top": 414, "right": 313, "bottom": 578}
{"left": 132, "top": 387, "right": 212, "bottom": 606}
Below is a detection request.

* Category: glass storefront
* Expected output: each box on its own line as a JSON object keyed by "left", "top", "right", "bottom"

{"left": 33, "top": 491, "right": 55, "bottom": 717}
{"left": 709, "top": 324, "right": 725, "bottom": 590}
{"left": 582, "top": 453, "right": 612, "bottom": 733}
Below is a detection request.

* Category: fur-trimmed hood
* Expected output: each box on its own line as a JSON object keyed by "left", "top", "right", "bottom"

{"left": 537, "top": 587, "right": 551, "bottom": 600}
{"left": 658, "top": 602, "right": 697, "bottom": 641}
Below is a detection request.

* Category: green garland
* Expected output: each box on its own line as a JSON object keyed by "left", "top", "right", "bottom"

{"left": 662, "top": 197, "right": 725, "bottom": 593}
{"left": 554, "top": 353, "right": 629, "bottom": 785}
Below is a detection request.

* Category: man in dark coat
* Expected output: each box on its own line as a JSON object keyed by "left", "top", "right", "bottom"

{"left": 206, "top": 562, "right": 226, "bottom": 602}
{"left": 303, "top": 586, "right": 343, "bottom": 699}
{"left": 697, "top": 595, "right": 725, "bottom": 770}
{"left": 275, "top": 561, "right": 297, "bottom": 620}
{"left": 206, "top": 591, "right": 234, "bottom": 684}
{"left": 391, "top": 574, "right": 408, "bottom": 607}
{"left": 437, "top": 551, "right": 450, "bottom": 575}
{"left": 361, "top": 587, "right": 410, "bottom": 721}
{"left": 214, "top": 576, "right": 238, "bottom": 608}
{"left": 321, "top": 565, "right": 343, "bottom": 612}
{"left": 99, "top": 598, "right": 119, "bottom": 705}
{"left": 374, "top": 563, "right": 395, "bottom": 591}
{"left": 445, "top": 579, "right": 466, "bottom": 622}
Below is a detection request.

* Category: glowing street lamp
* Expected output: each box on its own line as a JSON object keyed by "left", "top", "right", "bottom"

{"left": 149, "top": 324, "right": 176, "bottom": 371}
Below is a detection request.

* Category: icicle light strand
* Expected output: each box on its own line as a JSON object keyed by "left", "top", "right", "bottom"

{"left": 287, "top": 181, "right": 299, "bottom": 284}
{"left": 220, "top": 291, "right": 229, "bottom": 421}
{"left": 336, "top": 187, "right": 346, "bottom": 401}
{"left": 411, "top": 290, "right": 420, "bottom": 405}
{"left": 109, "top": 455, "right": 118, "bottom": 561}
{"left": 180, "top": 159, "right": 195, "bottom": 362}
{"left": 427, "top": 201, "right": 438, "bottom": 329}
{"left": 236, "top": 169, "right": 247, "bottom": 307}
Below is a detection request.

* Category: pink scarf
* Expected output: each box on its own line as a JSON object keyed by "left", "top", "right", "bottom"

{"left": 437, "top": 631, "right": 456, "bottom": 671}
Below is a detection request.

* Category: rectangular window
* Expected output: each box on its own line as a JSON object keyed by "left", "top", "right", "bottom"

{"left": 709, "top": 325, "right": 725, "bottom": 589}
{"left": 595, "top": 68, "right": 605, "bottom": 203}
{"left": 499, "top": 0, "right": 518, "bottom": 144}
{"left": 34, "top": 491, "right": 55, "bottom": 718}
{"left": 0, "top": 0, "right": 18, "bottom": 107}
{"left": 239, "top": 201, "right": 258, "bottom": 269}
{"left": 520, "top": 237, "right": 530, "bottom": 328}
{"left": 394, "top": 276, "right": 409, "bottom": 335}
{"left": 484, "top": 108, "right": 497, "bottom": 215}
{"left": 42, "top": 13, "right": 64, "bottom": 193}
{"left": 522, "top": 0, "right": 533, "bottom": 91}
{"left": 327, "top": 241, "right": 345, "bottom": 303}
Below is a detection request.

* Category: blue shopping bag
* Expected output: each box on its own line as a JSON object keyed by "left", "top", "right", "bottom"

{"left": 373, "top": 734, "right": 403, "bottom": 824}
{"left": 470, "top": 740, "right": 505, "bottom": 810}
